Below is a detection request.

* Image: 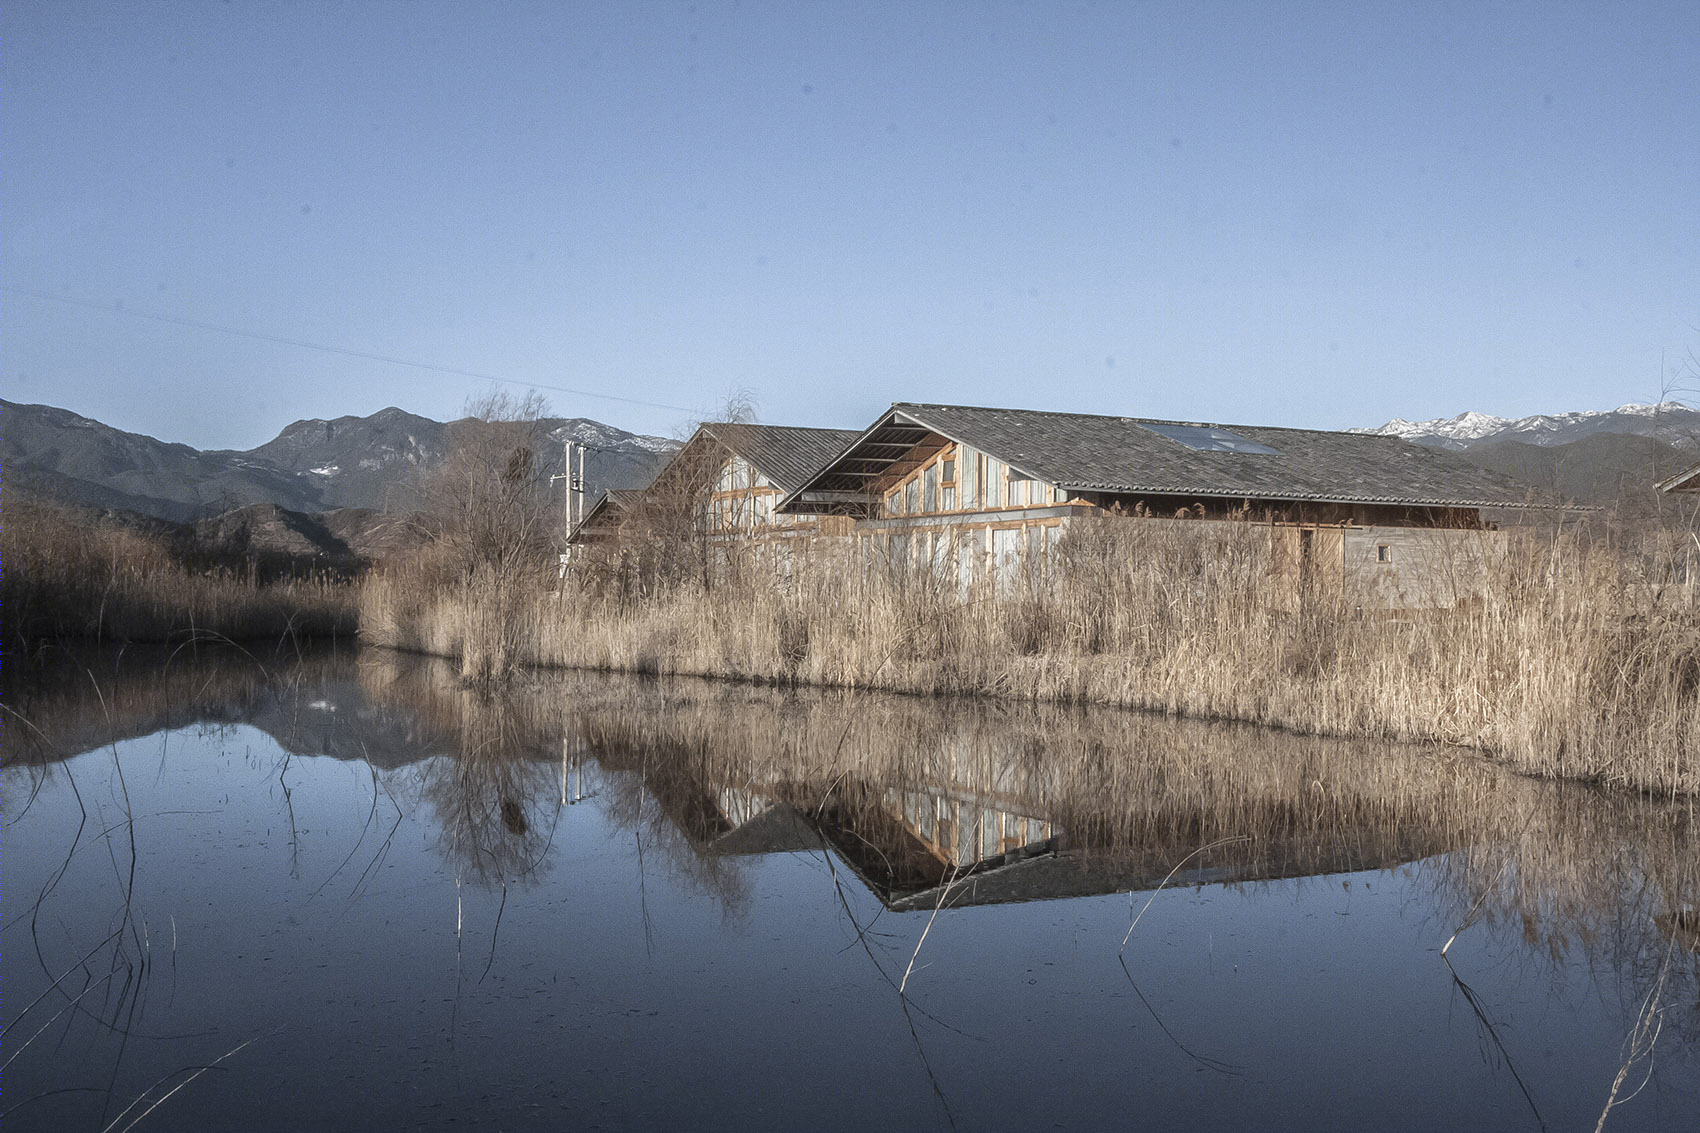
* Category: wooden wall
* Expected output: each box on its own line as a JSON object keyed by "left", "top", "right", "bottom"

{"left": 1342, "top": 526, "right": 1509, "bottom": 610}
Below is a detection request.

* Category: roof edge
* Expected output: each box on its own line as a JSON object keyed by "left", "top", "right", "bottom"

{"left": 1657, "top": 461, "right": 1700, "bottom": 493}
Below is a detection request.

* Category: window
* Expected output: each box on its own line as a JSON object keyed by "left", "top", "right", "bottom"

{"left": 905, "top": 479, "right": 919, "bottom": 513}
{"left": 1376, "top": 544, "right": 1392, "bottom": 564}
{"left": 941, "top": 457, "right": 956, "bottom": 484}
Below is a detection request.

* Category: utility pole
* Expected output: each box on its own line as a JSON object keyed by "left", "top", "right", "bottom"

{"left": 551, "top": 439, "right": 580, "bottom": 580}
{"left": 552, "top": 439, "right": 575, "bottom": 531}
{"left": 551, "top": 437, "right": 592, "bottom": 577}
{"left": 575, "top": 442, "right": 585, "bottom": 529}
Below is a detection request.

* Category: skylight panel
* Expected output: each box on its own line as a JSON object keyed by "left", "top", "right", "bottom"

{"left": 1139, "top": 423, "right": 1281, "bottom": 454}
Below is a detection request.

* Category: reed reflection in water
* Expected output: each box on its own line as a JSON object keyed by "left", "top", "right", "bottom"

{"left": 3, "top": 644, "right": 1697, "bottom": 1130}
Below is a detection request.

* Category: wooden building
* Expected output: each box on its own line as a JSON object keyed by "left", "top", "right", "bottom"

{"left": 776, "top": 402, "right": 1540, "bottom": 608}
{"left": 566, "top": 488, "right": 646, "bottom": 547}
{"left": 565, "top": 422, "right": 861, "bottom": 550}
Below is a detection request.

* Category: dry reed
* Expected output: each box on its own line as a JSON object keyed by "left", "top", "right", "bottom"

{"left": 1, "top": 498, "right": 356, "bottom": 649}
{"left": 360, "top": 514, "right": 1700, "bottom": 796}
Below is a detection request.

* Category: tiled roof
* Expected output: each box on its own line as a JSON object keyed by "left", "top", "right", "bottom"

{"left": 565, "top": 488, "right": 647, "bottom": 543}
{"left": 790, "top": 403, "right": 1541, "bottom": 509}
{"left": 703, "top": 423, "right": 861, "bottom": 496}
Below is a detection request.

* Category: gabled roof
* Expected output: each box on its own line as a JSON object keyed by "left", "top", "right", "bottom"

{"left": 642, "top": 422, "right": 860, "bottom": 502}
{"left": 598, "top": 488, "right": 647, "bottom": 511}
{"left": 567, "top": 423, "right": 859, "bottom": 543}
{"left": 566, "top": 487, "right": 646, "bottom": 544}
{"left": 780, "top": 402, "right": 1542, "bottom": 512}
{"left": 698, "top": 422, "right": 861, "bottom": 496}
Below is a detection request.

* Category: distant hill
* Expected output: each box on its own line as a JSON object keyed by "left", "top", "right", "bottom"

{"left": 188, "top": 502, "right": 432, "bottom": 570}
{"left": 2, "top": 401, "right": 327, "bottom": 521}
{"left": 1, "top": 486, "right": 431, "bottom": 576}
{"left": 1463, "top": 433, "right": 1690, "bottom": 515}
{"left": 1, "top": 399, "right": 679, "bottom": 525}
{"left": 226, "top": 406, "right": 678, "bottom": 512}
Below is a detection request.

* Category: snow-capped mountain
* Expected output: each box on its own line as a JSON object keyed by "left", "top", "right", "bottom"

{"left": 1355, "top": 402, "right": 1700, "bottom": 451}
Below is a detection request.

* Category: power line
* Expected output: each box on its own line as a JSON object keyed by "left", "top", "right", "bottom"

{"left": 3, "top": 285, "right": 696, "bottom": 415}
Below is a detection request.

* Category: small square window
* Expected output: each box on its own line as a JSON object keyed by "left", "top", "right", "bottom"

{"left": 1376, "top": 545, "right": 1391, "bottom": 563}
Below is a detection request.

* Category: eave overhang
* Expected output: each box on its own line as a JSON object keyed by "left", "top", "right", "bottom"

{"left": 1050, "top": 482, "right": 1552, "bottom": 510}
{"left": 775, "top": 407, "right": 1042, "bottom": 516}
{"left": 1658, "top": 462, "right": 1700, "bottom": 493}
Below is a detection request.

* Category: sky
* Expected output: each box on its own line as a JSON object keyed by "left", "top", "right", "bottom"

{"left": 5, "top": 1, "right": 1697, "bottom": 450}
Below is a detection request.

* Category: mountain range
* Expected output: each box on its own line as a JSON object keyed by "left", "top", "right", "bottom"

{"left": 1, "top": 399, "right": 678, "bottom": 525}
{"left": 1356, "top": 401, "right": 1700, "bottom": 450}
{"left": 1357, "top": 402, "right": 1700, "bottom": 514}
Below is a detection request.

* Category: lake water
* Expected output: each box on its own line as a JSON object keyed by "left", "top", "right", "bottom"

{"left": 4, "top": 644, "right": 1697, "bottom": 1131}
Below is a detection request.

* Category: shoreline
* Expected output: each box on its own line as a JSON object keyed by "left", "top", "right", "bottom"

{"left": 357, "top": 566, "right": 1699, "bottom": 799}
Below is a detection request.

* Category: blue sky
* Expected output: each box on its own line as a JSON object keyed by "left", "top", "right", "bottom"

{"left": 6, "top": 1, "right": 1696, "bottom": 449}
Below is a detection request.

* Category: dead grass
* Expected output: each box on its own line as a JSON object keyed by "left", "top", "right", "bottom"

{"left": 2, "top": 497, "right": 356, "bottom": 649}
{"left": 360, "top": 514, "right": 1700, "bottom": 795}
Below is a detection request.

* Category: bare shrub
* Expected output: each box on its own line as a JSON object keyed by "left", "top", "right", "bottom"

{"left": 402, "top": 389, "right": 558, "bottom": 680}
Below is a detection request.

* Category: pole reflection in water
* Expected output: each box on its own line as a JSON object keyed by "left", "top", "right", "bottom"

{"left": 2, "top": 642, "right": 1696, "bottom": 1131}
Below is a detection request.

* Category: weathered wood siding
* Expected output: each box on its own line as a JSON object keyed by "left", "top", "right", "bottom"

{"left": 705, "top": 455, "right": 847, "bottom": 538}
{"left": 1342, "top": 526, "right": 1508, "bottom": 609}
{"left": 1270, "top": 525, "right": 1345, "bottom": 606}
{"left": 879, "top": 441, "right": 1076, "bottom": 518}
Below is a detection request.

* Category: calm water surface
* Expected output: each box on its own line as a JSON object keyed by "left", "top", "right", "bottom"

{"left": 3, "top": 644, "right": 1697, "bottom": 1130}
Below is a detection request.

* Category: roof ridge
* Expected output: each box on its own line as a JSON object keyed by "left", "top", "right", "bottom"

{"left": 707, "top": 421, "right": 861, "bottom": 435}
{"left": 891, "top": 402, "right": 1393, "bottom": 438}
